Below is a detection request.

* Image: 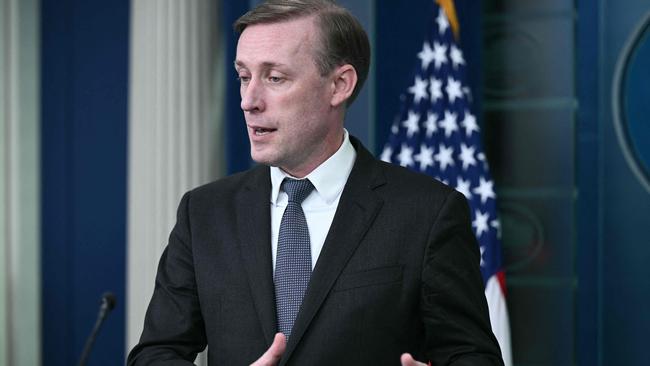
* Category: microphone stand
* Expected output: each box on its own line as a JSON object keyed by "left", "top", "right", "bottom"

{"left": 78, "top": 292, "right": 116, "bottom": 366}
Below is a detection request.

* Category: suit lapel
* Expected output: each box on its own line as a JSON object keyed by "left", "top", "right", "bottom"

{"left": 281, "top": 140, "right": 387, "bottom": 364}
{"left": 235, "top": 165, "right": 277, "bottom": 345}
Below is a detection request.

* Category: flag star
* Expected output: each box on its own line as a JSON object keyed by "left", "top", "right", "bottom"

{"left": 477, "top": 152, "right": 490, "bottom": 169}
{"left": 408, "top": 75, "right": 428, "bottom": 104}
{"left": 402, "top": 110, "right": 420, "bottom": 137}
{"left": 414, "top": 144, "right": 435, "bottom": 171}
{"left": 491, "top": 219, "right": 502, "bottom": 239}
{"left": 434, "top": 177, "right": 449, "bottom": 186}
{"left": 479, "top": 246, "right": 486, "bottom": 267}
{"left": 439, "top": 110, "right": 458, "bottom": 137}
{"left": 459, "top": 143, "right": 477, "bottom": 170}
{"left": 473, "top": 210, "right": 490, "bottom": 238}
{"left": 397, "top": 144, "right": 414, "bottom": 167}
{"left": 380, "top": 145, "right": 393, "bottom": 162}
{"left": 434, "top": 144, "right": 454, "bottom": 171}
{"left": 424, "top": 112, "right": 438, "bottom": 137}
{"left": 455, "top": 177, "right": 472, "bottom": 199}
{"left": 391, "top": 123, "right": 399, "bottom": 134}
{"left": 473, "top": 177, "right": 496, "bottom": 204}
{"left": 450, "top": 44, "right": 465, "bottom": 68}
{"left": 460, "top": 110, "right": 479, "bottom": 137}
{"left": 418, "top": 41, "right": 436, "bottom": 70}
{"left": 462, "top": 86, "right": 473, "bottom": 102}
{"left": 446, "top": 77, "right": 463, "bottom": 103}
{"left": 432, "top": 41, "right": 448, "bottom": 69}
{"left": 436, "top": 8, "right": 450, "bottom": 35}
{"left": 429, "top": 77, "right": 443, "bottom": 103}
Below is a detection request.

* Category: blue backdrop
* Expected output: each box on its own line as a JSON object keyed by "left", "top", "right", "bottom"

{"left": 41, "top": 0, "right": 129, "bottom": 365}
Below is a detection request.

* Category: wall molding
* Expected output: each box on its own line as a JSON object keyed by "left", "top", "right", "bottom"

{"left": 612, "top": 11, "right": 650, "bottom": 194}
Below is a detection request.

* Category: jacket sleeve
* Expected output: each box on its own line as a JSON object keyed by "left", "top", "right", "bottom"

{"left": 420, "top": 190, "right": 504, "bottom": 366}
{"left": 127, "top": 191, "right": 206, "bottom": 365}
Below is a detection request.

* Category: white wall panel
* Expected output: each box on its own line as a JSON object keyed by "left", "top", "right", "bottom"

{"left": 127, "top": 1, "right": 224, "bottom": 363}
{"left": 0, "top": 0, "right": 41, "bottom": 365}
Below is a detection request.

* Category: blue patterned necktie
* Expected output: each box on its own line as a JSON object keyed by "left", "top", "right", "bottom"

{"left": 274, "top": 178, "right": 315, "bottom": 339}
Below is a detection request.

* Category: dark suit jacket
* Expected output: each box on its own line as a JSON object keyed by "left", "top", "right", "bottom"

{"left": 128, "top": 137, "right": 503, "bottom": 366}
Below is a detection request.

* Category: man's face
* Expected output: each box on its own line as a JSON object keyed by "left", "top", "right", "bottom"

{"left": 235, "top": 16, "right": 342, "bottom": 177}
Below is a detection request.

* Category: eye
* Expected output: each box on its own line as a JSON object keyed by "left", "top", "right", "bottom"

{"left": 237, "top": 75, "right": 251, "bottom": 84}
{"left": 268, "top": 76, "right": 284, "bottom": 83}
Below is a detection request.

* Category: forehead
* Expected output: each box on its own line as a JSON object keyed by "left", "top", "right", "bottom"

{"left": 235, "top": 16, "right": 319, "bottom": 68}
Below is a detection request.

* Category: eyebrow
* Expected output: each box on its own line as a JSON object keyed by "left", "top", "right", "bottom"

{"left": 233, "top": 60, "right": 288, "bottom": 70}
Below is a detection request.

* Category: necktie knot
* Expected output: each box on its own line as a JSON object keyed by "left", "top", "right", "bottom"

{"left": 282, "top": 178, "right": 314, "bottom": 204}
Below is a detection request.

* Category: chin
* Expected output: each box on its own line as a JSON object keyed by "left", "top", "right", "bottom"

{"left": 250, "top": 151, "right": 277, "bottom": 167}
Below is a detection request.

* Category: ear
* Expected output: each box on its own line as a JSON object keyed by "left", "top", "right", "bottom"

{"left": 330, "top": 64, "right": 358, "bottom": 107}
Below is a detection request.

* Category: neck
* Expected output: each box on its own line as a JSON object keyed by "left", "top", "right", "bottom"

{"left": 281, "top": 129, "right": 345, "bottom": 178}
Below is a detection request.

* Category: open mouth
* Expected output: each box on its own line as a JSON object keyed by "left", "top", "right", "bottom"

{"left": 253, "top": 127, "right": 276, "bottom": 136}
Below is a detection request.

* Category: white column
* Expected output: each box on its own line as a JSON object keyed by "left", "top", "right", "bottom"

{"left": 127, "top": 0, "right": 224, "bottom": 362}
{"left": 0, "top": 0, "right": 41, "bottom": 365}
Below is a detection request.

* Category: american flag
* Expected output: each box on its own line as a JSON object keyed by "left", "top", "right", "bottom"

{"left": 379, "top": 2, "right": 512, "bottom": 365}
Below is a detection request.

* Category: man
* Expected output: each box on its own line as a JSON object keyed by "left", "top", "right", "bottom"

{"left": 128, "top": 1, "right": 503, "bottom": 365}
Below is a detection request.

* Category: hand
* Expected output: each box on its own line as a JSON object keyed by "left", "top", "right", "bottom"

{"left": 400, "top": 353, "right": 428, "bottom": 366}
{"left": 250, "top": 333, "right": 286, "bottom": 366}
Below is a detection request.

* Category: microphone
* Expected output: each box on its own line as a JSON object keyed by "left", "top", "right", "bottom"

{"left": 78, "top": 292, "right": 117, "bottom": 366}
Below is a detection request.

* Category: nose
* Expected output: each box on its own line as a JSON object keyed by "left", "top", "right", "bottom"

{"left": 240, "top": 79, "right": 265, "bottom": 113}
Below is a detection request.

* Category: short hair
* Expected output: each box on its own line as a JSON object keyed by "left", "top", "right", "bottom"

{"left": 234, "top": 0, "right": 370, "bottom": 106}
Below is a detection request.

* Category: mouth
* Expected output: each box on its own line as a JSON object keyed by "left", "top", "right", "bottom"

{"left": 250, "top": 126, "right": 277, "bottom": 136}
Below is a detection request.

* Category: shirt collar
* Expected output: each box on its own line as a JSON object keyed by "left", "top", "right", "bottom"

{"left": 270, "top": 129, "right": 356, "bottom": 205}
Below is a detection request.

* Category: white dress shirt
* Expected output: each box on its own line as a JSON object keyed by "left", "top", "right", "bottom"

{"left": 269, "top": 129, "right": 356, "bottom": 271}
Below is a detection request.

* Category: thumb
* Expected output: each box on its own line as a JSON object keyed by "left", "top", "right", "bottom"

{"left": 251, "top": 333, "right": 287, "bottom": 366}
{"left": 400, "top": 353, "right": 427, "bottom": 366}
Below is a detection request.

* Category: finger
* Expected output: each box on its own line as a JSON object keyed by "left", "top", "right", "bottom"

{"left": 400, "top": 353, "right": 427, "bottom": 366}
{"left": 266, "top": 333, "right": 287, "bottom": 360}
{"left": 251, "top": 333, "right": 286, "bottom": 366}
